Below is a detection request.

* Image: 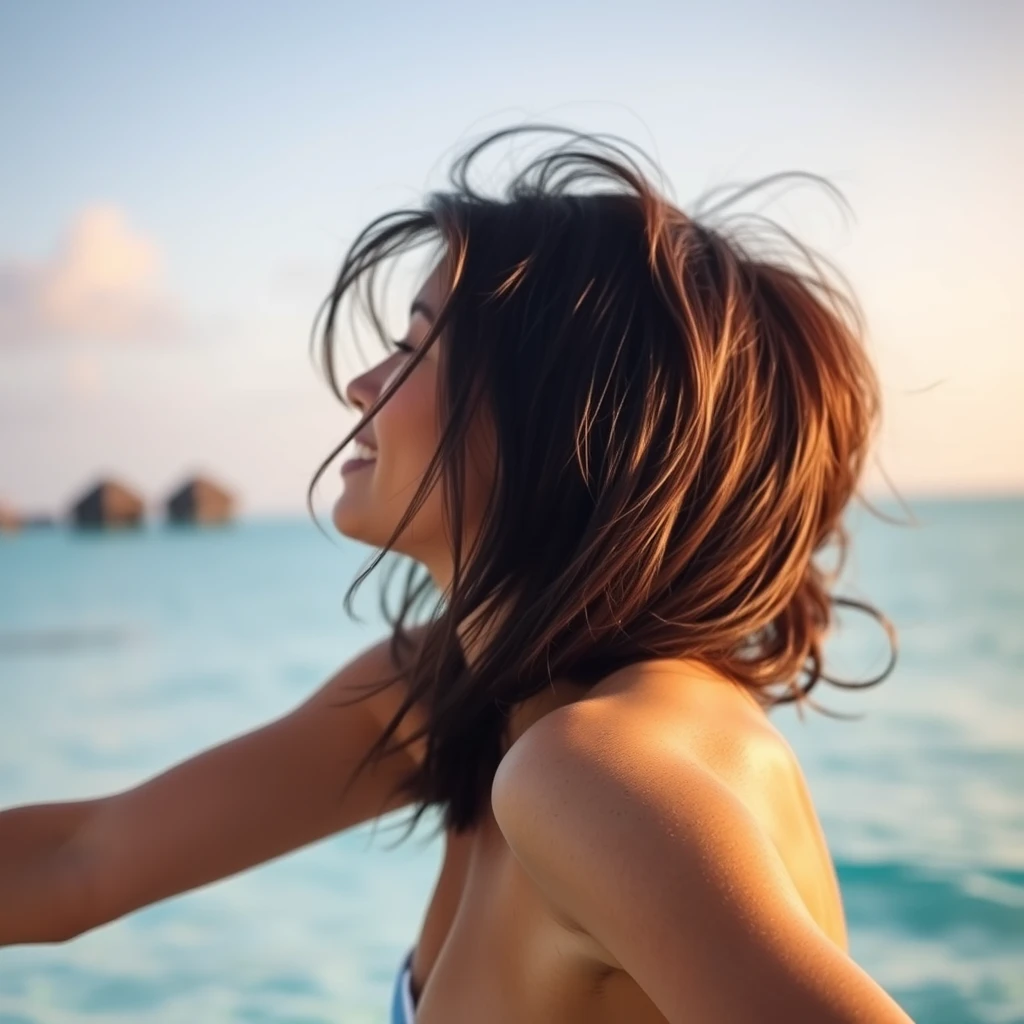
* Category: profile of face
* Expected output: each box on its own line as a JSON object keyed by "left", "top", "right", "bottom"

{"left": 332, "top": 259, "right": 495, "bottom": 585}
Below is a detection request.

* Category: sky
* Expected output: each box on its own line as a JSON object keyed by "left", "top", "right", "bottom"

{"left": 1, "top": 0, "right": 1021, "bottom": 516}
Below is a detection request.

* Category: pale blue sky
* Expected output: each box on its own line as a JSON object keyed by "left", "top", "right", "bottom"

{"left": 1, "top": 0, "right": 1021, "bottom": 514}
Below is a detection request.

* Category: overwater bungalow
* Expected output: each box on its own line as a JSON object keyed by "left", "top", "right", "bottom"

{"left": 0, "top": 501, "right": 19, "bottom": 533}
{"left": 70, "top": 479, "right": 145, "bottom": 529}
{"left": 165, "top": 474, "right": 236, "bottom": 525}
{"left": 20, "top": 514, "right": 56, "bottom": 528}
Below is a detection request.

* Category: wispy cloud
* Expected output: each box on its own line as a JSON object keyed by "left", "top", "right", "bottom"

{"left": 0, "top": 205, "right": 185, "bottom": 344}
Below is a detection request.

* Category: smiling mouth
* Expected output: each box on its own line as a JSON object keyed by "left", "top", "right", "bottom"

{"left": 341, "top": 457, "right": 376, "bottom": 475}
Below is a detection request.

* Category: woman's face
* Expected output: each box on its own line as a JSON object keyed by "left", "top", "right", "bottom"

{"left": 332, "top": 262, "right": 494, "bottom": 584}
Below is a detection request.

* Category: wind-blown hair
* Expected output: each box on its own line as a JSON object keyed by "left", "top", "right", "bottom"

{"left": 308, "top": 125, "right": 896, "bottom": 836}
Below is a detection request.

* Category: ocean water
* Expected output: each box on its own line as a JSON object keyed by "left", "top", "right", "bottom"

{"left": 0, "top": 497, "right": 1021, "bottom": 1024}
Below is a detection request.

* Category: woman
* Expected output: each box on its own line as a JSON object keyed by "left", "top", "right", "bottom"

{"left": 0, "top": 125, "right": 913, "bottom": 1022}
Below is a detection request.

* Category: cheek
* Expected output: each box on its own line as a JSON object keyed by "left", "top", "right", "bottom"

{"left": 333, "top": 369, "right": 442, "bottom": 549}
{"left": 375, "top": 370, "right": 440, "bottom": 484}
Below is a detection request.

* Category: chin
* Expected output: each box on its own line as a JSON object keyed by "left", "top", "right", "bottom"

{"left": 331, "top": 496, "right": 400, "bottom": 554}
{"left": 332, "top": 495, "right": 376, "bottom": 544}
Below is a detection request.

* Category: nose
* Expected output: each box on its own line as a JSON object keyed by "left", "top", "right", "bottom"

{"left": 345, "top": 367, "right": 378, "bottom": 412}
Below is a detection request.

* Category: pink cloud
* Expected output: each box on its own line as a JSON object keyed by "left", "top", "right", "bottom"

{"left": 0, "top": 205, "right": 185, "bottom": 343}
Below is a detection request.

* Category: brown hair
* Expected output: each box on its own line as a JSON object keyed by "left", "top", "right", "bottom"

{"left": 308, "top": 125, "right": 896, "bottom": 836}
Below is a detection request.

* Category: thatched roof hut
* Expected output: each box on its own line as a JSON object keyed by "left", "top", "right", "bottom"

{"left": 165, "top": 475, "right": 236, "bottom": 525}
{"left": 0, "top": 501, "right": 20, "bottom": 533}
{"left": 70, "top": 479, "right": 145, "bottom": 529}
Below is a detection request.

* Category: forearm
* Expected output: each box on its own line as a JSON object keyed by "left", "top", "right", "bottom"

{"left": 0, "top": 802, "right": 99, "bottom": 945}
{"left": 0, "top": 801, "right": 98, "bottom": 870}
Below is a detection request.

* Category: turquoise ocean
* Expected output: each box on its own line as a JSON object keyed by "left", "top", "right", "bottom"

{"left": 0, "top": 497, "right": 1021, "bottom": 1023}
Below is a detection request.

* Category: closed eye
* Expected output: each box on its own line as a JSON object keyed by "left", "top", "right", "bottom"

{"left": 390, "top": 339, "right": 416, "bottom": 354}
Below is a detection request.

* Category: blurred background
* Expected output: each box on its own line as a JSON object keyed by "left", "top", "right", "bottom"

{"left": 0, "top": 2, "right": 1021, "bottom": 1022}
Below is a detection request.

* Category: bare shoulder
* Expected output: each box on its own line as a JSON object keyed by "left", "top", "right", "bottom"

{"left": 493, "top": 659, "right": 847, "bottom": 953}
{"left": 491, "top": 661, "right": 907, "bottom": 1023}
{"left": 495, "top": 658, "right": 792, "bottom": 817}
{"left": 310, "top": 624, "right": 432, "bottom": 759}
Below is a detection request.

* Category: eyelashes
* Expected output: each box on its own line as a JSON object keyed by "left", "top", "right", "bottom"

{"left": 389, "top": 339, "right": 416, "bottom": 354}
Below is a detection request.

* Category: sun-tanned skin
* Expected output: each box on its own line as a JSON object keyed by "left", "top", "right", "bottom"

{"left": 0, "top": 632, "right": 429, "bottom": 946}
{"left": 335, "top": 265, "right": 912, "bottom": 1022}
{"left": 0, "top": 261, "right": 913, "bottom": 1022}
{"left": 386, "top": 662, "right": 880, "bottom": 1024}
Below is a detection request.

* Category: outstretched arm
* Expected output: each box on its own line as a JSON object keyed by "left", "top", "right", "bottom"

{"left": 0, "top": 630, "right": 428, "bottom": 946}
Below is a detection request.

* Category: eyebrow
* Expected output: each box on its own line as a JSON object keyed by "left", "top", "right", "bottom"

{"left": 410, "top": 299, "right": 436, "bottom": 322}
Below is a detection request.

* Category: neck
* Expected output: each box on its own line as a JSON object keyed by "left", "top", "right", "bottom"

{"left": 444, "top": 595, "right": 588, "bottom": 755}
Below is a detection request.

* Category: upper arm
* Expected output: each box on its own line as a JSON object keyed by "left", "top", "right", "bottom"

{"left": 71, "top": 630, "right": 429, "bottom": 931}
{"left": 491, "top": 702, "right": 913, "bottom": 1024}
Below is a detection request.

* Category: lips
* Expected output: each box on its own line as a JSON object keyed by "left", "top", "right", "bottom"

{"left": 342, "top": 432, "right": 377, "bottom": 476}
{"left": 341, "top": 456, "right": 375, "bottom": 475}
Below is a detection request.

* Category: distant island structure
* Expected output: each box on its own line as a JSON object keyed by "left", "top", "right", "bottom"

{"left": 70, "top": 478, "right": 145, "bottom": 529}
{"left": 21, "top": 514, "right": 56, "bottom": 528}
{"left": 0, "top": 501, "right": 20, "bottom": 533}
{"left": 165, "top": 475, "right": 236, "bottom": 525}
